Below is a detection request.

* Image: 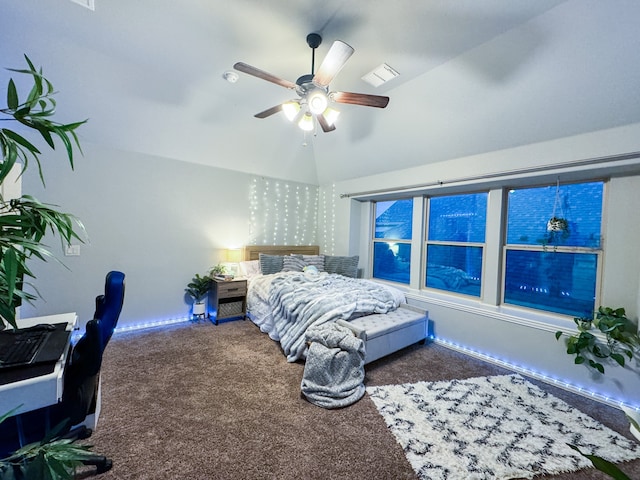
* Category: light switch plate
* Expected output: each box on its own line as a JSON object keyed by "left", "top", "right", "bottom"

{"left": 65, "top": 244, "right": 81, "bottom": 256}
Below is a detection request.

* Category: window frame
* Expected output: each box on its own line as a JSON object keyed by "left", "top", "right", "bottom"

{"left": 500, "top": 180, "right": 606, "bottom": 317}
{"left": 370, "top": 198, "right": 413, "bottom": 285}
{"left": 422, "top": 191, "right": 488, "bottom": 298}
{"left": 364, "top": 177, "right": 608, "bottom": 320}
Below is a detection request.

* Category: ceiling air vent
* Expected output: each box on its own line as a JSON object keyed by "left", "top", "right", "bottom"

{"left": 362, "top": 63, "right": 399, "bottom": 87}
{"left": 70, "top": 0, "right": 95, "bottom": 10}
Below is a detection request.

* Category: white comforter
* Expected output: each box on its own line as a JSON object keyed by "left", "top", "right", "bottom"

{"left": 246, "top": 271, "right": 405, "bottom": 362}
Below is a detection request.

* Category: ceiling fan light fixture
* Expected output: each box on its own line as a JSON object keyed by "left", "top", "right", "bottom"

{"left": 322, "top": 107, "right": 340, "bottom": 126}
{"left": 282, "top": 101, "right": 301, "bottom": 121}
{"left": 307, "top": 90, "right": 328, "bottom": 114}
{"left": 234, "top": 34, "right": 390, "bottom": 134}
{"left": 298, "top": 112, "right": 315, "bottom": 131}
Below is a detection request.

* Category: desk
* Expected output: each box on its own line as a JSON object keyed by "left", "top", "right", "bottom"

{"left": 0, "top": 313, "right": 77, "bottom": 416}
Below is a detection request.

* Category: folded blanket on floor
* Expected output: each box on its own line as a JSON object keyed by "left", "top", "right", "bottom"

{"left": 301, "top": 322, "right": 366, "bottom": 409}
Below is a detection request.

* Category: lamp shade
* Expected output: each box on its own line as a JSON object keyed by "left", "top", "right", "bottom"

{"left": 298, "top": 112, "right": 314, "bottom": 131}
{"left": 282, "top": 101, "right": 300, "bottom": 121}
{"left": 322, "top": 107, "right": 340, "bottom": 126}
{"left": 224, "top": 248, "right": 242, "bottom": 263}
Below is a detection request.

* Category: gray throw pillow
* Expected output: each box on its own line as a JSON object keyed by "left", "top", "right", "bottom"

{"left": 259, "top": 253, "right": 284, "bottom": 275}
{"left": 302, "top": 254, "right": 325, "bottom": 272}
{"left": 282, "top": 255, "right": 306, "bottom": 272}
{"left": 324, "top": 255, "right": 359, "bottom": 278}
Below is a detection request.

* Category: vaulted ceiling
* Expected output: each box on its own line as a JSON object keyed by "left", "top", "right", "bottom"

{"left": 2, "top": 1, "right": 640, "bottom": 185}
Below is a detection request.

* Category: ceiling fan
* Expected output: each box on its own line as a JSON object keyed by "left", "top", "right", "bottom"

{"left": 233, "top": 33, "right": 390, "bottom": 133}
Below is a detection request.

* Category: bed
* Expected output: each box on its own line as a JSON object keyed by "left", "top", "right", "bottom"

{"left": 239, "top": 245, "right": 428, "bottom": 363}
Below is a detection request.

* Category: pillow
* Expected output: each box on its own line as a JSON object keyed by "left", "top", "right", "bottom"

{"left": 238, "top": 260, "right": 260, "bottom": 276}
{"left": 302, "top": 254, "right": 325, "bottom": 272}
{"left": 259, "top": 253, "right": 284, "bottom": 275}
{"left": 325, "top": 255, "right": 359, "bottom": 278}
{"left": 282, "top": 255, "right": 306, "bottom": 272}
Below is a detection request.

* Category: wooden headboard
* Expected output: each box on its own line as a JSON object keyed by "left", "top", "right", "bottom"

{"left": 242, "top": 245, "right": 320, "bottom": 261}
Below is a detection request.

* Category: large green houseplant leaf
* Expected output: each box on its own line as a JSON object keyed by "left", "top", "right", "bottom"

{"left": 0, "top": 55, "right": 87, "bottom": 330}
{"left": 555, "top": 306, "right": 640, "bottom": 374}
{"left": 0, "top": 407, "right": 97, "bottom": 480}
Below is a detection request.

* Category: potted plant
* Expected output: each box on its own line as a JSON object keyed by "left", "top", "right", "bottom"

{"left": 209, "top": 263, "right": 226, "bottom": 277}
{"left": 555, "top": 306, "right": 639, "bottom": 374}
{"left": 185, "top": 273, "right": 212, "bottom": 317}
{"left": 546, "top": 216, "right": 569, "bottom": 233}
{"left": 0, "top": 55, "right": 86, "bottom": 330}
{"left": 0, "top": 407, "right": 96, "bottom": 480}
{"left": 556, "top": 306, "right": 640, "bottom": 447}
{"left": 620, "top": 405, "right": 640, "bottom": 443}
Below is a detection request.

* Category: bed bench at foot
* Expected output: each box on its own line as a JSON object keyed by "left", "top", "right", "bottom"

{"left": 337, "top": 304, "right": 428, "bottom": 364}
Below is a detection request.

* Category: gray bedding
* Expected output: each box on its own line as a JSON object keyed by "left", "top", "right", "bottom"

{"left": 253, "top": 271, "right": 401, "bottom": 362}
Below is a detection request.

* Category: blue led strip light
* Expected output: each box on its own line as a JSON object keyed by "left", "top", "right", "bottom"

{"left": 432, "top": 335, "right": 640, "bottom": 412}
{"left": 114, "top": 317, "right": 192, "bottom": 334}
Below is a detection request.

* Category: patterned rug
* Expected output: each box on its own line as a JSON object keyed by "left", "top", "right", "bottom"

{"left": 367, "top": 374, "right": 640, "bottom": 480}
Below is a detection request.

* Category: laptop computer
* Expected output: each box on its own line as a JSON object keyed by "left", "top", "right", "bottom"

{"left": 0, "top": 323, "right": 71, "bottom": 370}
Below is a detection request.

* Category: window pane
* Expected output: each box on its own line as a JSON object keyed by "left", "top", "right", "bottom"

{"left": 507, "top": 182, "right": 603, "bottom": 247}
{"left": 425, "top": 244, "right": 482, "bottom": 296}
{"left": 375, "top": 199, "right": 413, "bottom": 240}
{"left": 504, "top": 250, "right": 597, "bottom": 317}
{"left": 373, "top": 241, "right": 411, "bottom": 284}
{"left": 428, "top": 193, "right": 487, "bottom": 243}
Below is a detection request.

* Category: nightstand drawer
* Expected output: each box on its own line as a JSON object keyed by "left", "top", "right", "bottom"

{"left": 211, "top": 278, "right": 247, "bottom": 324}
{"left": 217, "top": 280, "right": 247, "bottom": 298}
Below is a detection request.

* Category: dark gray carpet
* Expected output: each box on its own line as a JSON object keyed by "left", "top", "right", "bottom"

{"left": 83, "top": 319, "right": 640, "bottom": 479}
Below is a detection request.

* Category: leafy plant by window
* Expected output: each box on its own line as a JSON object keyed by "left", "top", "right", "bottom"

{"left": 555, "top": 306, "right": 640, "bottom": 374}
{"left": 0, "top": 55, "right": 86, "bottom": 330}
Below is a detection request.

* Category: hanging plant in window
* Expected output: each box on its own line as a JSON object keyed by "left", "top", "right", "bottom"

{"left": 543, "top": 180, "right": 570, "bottom": 245}
{"left": 547, "top": 216, "right": 568, "bottom": 233}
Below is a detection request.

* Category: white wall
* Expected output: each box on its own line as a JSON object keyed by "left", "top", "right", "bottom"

{"left": 326, "top": 123, "right": 640, "bottom": 407}
{"left": 18, "top": 143, "right": 318, "bottom": 330}
{"left": 19, "top": 144, "right": 245, "bottom": 327}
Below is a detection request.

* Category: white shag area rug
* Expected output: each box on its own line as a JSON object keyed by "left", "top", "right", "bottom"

{"left": 367, "top": 374, "right": 640, "bottom": 480}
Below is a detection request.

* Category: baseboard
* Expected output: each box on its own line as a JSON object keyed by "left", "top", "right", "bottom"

{"left": 432, "top": 337, "right": 635, "bottom": 411}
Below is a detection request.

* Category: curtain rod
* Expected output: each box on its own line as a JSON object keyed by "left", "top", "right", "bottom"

{"left": 339, "top": 151, "right": 640, "bottom": 199}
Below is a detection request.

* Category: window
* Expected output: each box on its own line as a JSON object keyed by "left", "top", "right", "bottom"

{"left": 504, "top": 181, "right": 603, "bottom": 317}
{"left": 425, "top": 193, "right": 487, "bottom": 296}
{"left": 372, "top": 199, "right": 412, "bottom": 284}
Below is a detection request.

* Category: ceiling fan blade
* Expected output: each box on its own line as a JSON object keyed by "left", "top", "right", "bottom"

{"left": 254, "top": 104, "right": 283, "bottom": 119}
{"left": 316, "top": 114, "right": 336, "bottom": 133}
{"left": 312, "top": 40, "right": 354, "bottom": 87}
{"left": 331, "top": 91, "right": 390, "bottom": 108}
{"left": 234, "top": 62, "right": 297, "bottom": 90}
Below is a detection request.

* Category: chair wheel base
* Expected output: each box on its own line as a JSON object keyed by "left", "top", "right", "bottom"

{"left": 96, "top": 457, "right": 113, "bottom": 474}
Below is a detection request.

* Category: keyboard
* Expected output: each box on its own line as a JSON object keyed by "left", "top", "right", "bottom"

{"left": 0, "top": 330, "right": 51, "bottom": 366}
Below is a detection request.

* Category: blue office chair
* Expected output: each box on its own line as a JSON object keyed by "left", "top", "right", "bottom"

{"left": 94, "top": 270, "right": 126, "bottom": 348}
{"left": 0, "top": 271, "right": 125, "bottom": 474}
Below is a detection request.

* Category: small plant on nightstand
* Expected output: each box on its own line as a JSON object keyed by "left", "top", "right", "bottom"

{"left": 209, "top": 264, "right": 226, "bottom": 276}
{"left": 185, "top": 274, "right": 212, "bottom": 317}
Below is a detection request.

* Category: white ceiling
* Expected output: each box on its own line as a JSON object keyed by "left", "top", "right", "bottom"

{"left": 2, "top": 0, "right": 640, "bottom": 185}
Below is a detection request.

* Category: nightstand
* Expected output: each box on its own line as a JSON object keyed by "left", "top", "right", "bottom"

{"left": 210, "top": 278, "right": 247, "bottom": 325}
